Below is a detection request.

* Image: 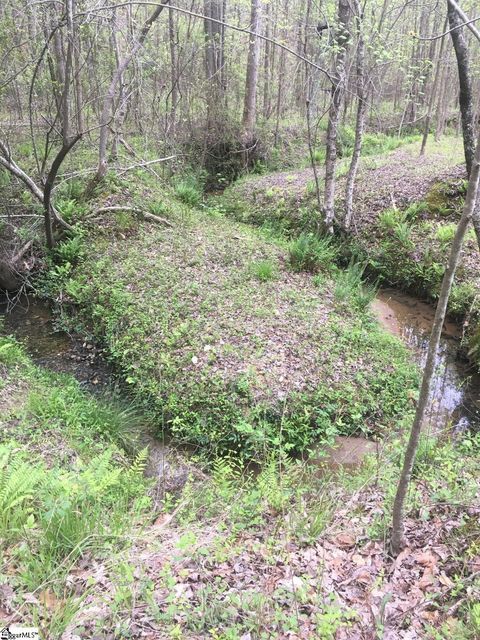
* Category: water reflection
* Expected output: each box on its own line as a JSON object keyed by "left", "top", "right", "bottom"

{"left": 372, "top": 289, "right": 480, "bottom": 433}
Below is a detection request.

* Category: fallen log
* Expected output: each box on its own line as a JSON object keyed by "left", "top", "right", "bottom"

{"left": 94, "top": 206, "right": 174, "bottom": 228}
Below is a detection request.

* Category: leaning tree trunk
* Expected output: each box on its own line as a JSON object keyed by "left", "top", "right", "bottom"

{"left": 447, "top": 0, "right": 475, "bottom": 175}
{"left": 91, "top": 1, "right": 169, "bottom": 187}
{"left": 344, "top": 0, "right": 366, "bottom": 230}
{"left": 391, "top": 125, "right": 480, "bottom": 555}
{"left": 324, "top": 0, "right": 350, "bottom": 232}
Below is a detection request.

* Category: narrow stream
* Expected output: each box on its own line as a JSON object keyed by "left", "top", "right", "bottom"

{"left": 1, "top": 289, "right": 478, "bottom": 473}
{"left": 372, "top": 289, "right": 480, "bottom": 434}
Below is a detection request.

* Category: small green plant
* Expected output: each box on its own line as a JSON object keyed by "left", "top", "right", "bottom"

{"left": 378, "top": 208, "right": 405, "bottom": 231}
{"left": 250, "top": 259, "right": 276, "bottom": 281}
{"left": 56, "top": 198, "right": 86, "bottom": 223}
{"left": 334, "top": 261, "right": 377, "bottom": 311}
{"left": 174, "top": 175, "right": 203, "bottom": 206}
{"left": 436, "top": 222, "right": 457, "bottom": 245}
{"left": 393, "top": 221, "right": 413, "bottom": 246}
{"left": 289, "top": 233, "right": 338, "bottom": 272}
{"left": 149, "top": 200, "right": 170, "bottom": 217}
{"left": 404, "top": 200, "right": 429, "bottom": 221}
{"left": 54, "top": 232, "right": 85, "bottom": 264}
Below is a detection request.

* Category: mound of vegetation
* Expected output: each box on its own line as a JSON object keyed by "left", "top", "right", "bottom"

{"left": 41, "top": 182, "right": 418, "bottom": 459}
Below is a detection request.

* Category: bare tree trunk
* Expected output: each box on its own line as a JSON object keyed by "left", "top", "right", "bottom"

{"left": 447, "top": 0, "right": 475, "bottom": 175}
{"left": 242, "top": 0, "right": 262, "bottom": 148}
{"left": 324, "top": 0, "right": 350, "bottom": 232}
{"left": 73, "top": 0, "right": 84, "bottom": 134}
{"left": 262, "top": 0, "right": 271, "bottom": 119}
{"left": 168, "top": 7, "right": 178, "bottom": 136}
{"left": 391, "top": 126, "right": 480, "bottom": 555}
{"left": 344, "top": 0, "right": 366, "bottom": 230}
{"left": 420, "top": 17, "right": 448, "bottom": 156}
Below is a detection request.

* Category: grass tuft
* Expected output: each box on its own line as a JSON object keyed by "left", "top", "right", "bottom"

{"left": 289, "top": 233, "right": 338, "bottom": 272}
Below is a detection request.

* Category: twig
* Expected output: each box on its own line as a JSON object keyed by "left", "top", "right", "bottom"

{"left": 117, "top": 155, "right": 177, "bottom": 176}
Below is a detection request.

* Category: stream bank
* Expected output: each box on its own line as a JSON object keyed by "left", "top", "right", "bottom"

{"left": 2, "top": 283, "right": 478, "bottom": 474}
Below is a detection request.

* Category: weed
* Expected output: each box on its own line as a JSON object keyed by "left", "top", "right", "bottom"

{"left": 436, "top": 222, "right": 457, "bottom": 244}
{"left": 393, "top": 221, "right": 413, "bottom": 246}
{"left": 54, "top": 232, "right": 85, "bottom": 264}
{"left": 149, "top": 200, "right": 170, "bottom": 217}
{"left": 334, "top": 261, "right": 377, "bottom": 311}
{"left": 378, "top": 208, "right": 404, "bottom": 231}
{"left": 249, "top": 259, "right": 277, "bottom": 281}
{"left": 56, "top": 198, "right": 87, "bottom": 223}
{"left": 289, "top": 233, "right": 338, "bottom": 272}
{"left": 174, "top": 175, "right": 204, "bottom": 206}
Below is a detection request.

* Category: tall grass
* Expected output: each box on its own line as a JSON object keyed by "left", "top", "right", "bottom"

{"left": 334, "top": 261, "right": 377, "bottom": 311}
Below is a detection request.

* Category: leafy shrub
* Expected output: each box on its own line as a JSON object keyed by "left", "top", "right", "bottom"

{"left": 289, "top": 233, "right": 338, "bottom": 272}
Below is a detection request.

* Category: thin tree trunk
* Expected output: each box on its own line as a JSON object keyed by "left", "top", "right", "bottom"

{"left": 344, "top": 0, "right": 366, "bottom": 229}
{"left": 324, "top": 0, "right": 350, "bottom": 232}
{"left": 242, "top": 0, "right": 262, "bottom": 148}
{"left": 447, "top": 0, "right": 475, "bottom": 175}
{"left": 420, "top": 17, "right": 448, "bottom": 156}
{"left": 391, "top": 126, "right": 480, "bottom": 555}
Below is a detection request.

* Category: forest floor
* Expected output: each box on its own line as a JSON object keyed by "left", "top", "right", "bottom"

{"left": 2, "top": 335, "right": 480, "bottom": 640}
{"left": 1, "top": 135, "right": 480, "bottom": 639}
{"left": 223, "top": 138, "right": 480, "bottom": 359}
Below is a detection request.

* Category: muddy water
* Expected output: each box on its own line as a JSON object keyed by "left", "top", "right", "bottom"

{"left": 0, "top": 294, "right": 113, "bottom": 390}
{"left": 372, "top": 289, "right": 480, "bottom": 434}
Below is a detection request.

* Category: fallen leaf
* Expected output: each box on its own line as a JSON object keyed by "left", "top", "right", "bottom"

{"left": 333, "top": 533, "right": 356, "bottom": 548}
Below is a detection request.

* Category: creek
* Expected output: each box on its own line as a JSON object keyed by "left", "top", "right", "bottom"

{"left": 1, "top": 288, "right": 479, "bottom": 473}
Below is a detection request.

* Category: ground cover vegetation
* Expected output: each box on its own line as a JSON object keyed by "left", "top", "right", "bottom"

{"left": 1, "top": 0, "right": 480, "bottom": 637}
{"left": 1, "top": 334, "right": 479, "bottom": 638}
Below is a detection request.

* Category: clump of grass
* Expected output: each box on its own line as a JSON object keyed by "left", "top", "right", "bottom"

{"left": 404, "top": 200, "right": 429, "bottom": 221}
{"left": 411, "top": 435, "right": 437, "bottom": 477}
{"left": 250, "top": 259, "right": 277, "bottom": 282}
{"left": 289, "top": 233, "right": 338, "bottom": 272}
{"left": 149, "top": 200, "right": 170, "bottom": 217}
{"left": 378, "top": 208, "right": 405, "bottom": 231}
{"left": 174, "top": 175, "right": 203, "bottom": 206}
{"left": 393, "top": 221, "right": 413, "bottom": 247}
{"left": 436, "top": 222, "right": 457, "bottom": 245}
{"left": 334, "top": 261, "right": 377, "bottom": 311}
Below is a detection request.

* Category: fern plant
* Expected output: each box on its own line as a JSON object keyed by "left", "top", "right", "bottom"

{"left": 0, "top": 447, "right": 42, "bottom": 540}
